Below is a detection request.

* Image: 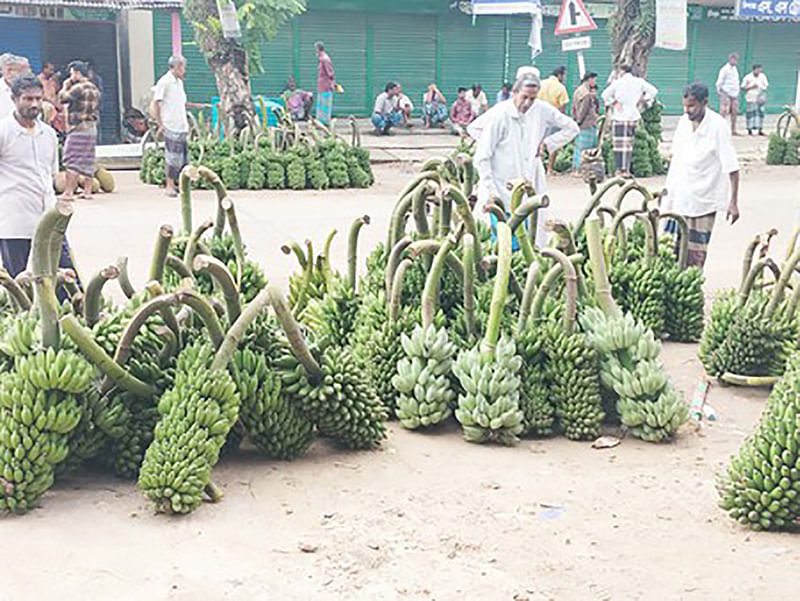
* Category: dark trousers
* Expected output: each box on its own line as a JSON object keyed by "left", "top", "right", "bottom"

{"left": 0, "top": 238, "right": 78, "bottom": 302}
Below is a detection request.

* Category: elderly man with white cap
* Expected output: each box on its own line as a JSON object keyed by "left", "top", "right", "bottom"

{"left": 0, "top": 54, "right": 31, "bottom": 119}
{"left": 468, "top": 68, "right": 578, "bottom": 247}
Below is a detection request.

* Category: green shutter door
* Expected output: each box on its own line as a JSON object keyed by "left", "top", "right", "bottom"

{"left": 153, "top": 12, "right": 219, "bottom": 105}
{"left": 371, "top": 14, "right": 436, "bottom": 115}
{"left": 749, "top": 22, "right": 800, "bottom": 114}
{"left": 297, "top": 10, "right": 367, "bottom": 115}
{"left": 691, "top": 19, "right": 749, "bottom": 110}
{"left": 648, "top": 46, "right": 690, "bottom": 114}
{"left": 249, "top": 26, "right": 293, "bottom": 99}
{"left": 439, "top": 13, "right": 505, "bottom": 101}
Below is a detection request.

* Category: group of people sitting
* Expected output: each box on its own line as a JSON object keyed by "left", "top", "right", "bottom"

{"left": 371, "top": 82, "right": 498, "bottom": 136}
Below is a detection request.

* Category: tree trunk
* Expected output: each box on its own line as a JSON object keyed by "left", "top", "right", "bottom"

{"left": 610, "top": 0, "right": 655, "bottom": 78}
{"left": 184, "top": 0, "right": 255, "bottom": 131}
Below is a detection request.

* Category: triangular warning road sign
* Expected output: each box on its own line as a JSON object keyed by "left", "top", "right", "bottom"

{"left": 554, "top": 0, "right": 597, "bottom": 36}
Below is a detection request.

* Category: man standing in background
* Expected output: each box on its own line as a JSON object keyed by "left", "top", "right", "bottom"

{"left": 538, "top": 66, "right": 570, "bottom": 174}
{"left": 0, "top": 55, "right": 31, "bottom": 119}
{"left": 664, "top": 83, "right": 740, "bottom": 269}
{"left": 571, "top": 72, "right": 600, "bottom": 171}
{"left": 0, "top": 73, "right": 78, "bottom": 293}
{"left": 741, "top": 64, "right": 768, "bottom": 136}
{"left": 315, "top": 41, "right": 335, "bottom": 126}
{"left": 37, "top": 62, "right": 59, "bottom": 105}
{"left": 601, "top": 64, "right": 658, "bottom": 178}
{"left": 58, "top": 60, "right": 101, "bottom": 200}
{"left": 716, "top": 52, "right": 740, "bottom": 136}
{"left": 153, "top": 55, "right": 189, "bottom": 198}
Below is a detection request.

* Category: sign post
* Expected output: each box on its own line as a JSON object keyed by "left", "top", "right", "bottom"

{"left": 554, "top": 0, "right": 597, "bottom": 80}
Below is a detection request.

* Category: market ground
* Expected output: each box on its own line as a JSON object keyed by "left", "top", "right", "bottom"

{"left": 5, "top": 160, "right": 800, "bottom": 601}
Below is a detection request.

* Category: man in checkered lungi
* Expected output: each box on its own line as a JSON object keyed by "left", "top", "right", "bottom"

{"left": 663, "top": 83, "right": 740, "bottom": 270}
{"left": 601, "top": 64, "right": 658, "bottom": 178}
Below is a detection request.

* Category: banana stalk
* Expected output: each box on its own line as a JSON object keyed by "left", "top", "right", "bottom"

{"left": 178, "top": 165, "right": 198, "bottom": 236}
{"left": 462, "top": 233, "right": 478, "bottom": 340}
{"left": 268, "top": 285, "right": 324, "bottom": 383}
{"left": 572, "top": 176, "right": 626, "bottom": 237}
{"left": 192, "top": 255, "right": 241, "bottom": 323}
{"left": 116, "top": 256, "right": 136, "bottom": 298}
{"left": 765, "top": 247, "right": 800, "bottom": 318}
{"left": 613, "top": 180, "right": 653, "bottom": 211}
{"left": 61, "top": 314, "right": 156, "bottom": 398}
{"left": 720, "top": 373, "right": 779, "bottom": 387}
{"left": 210, "top": 286, "right": 272, "bottom": 371}
{"left": 348, "top": 215, "right": 370, "bottom": 292}
{"left": 183, "top": 219, "right": 214, "bottom": 269}
{"left": 482, "top": 222, "right": 512, "bottom": 359}
{"left": 149, "top": 225, "right": 173, "bottom": 284}
{"left": 220, "top": 197, "right": 246, "bottom": 289}
{"left": 389, "top": 258, "right": 413, "bottom": 323}
{"left": 586, "top": 217, "right": 621, "bottom": 318}
{"left": 33, "top": 202, "right": 72, "bottom": 349}
{"left": 385, "top": 236, "right": 412, "bottom": 301}
{"left": 516, "top": 262, "right": 541, "bottom": 337}
{"left": 173, "top": 290, "right": 226, "bottom": 349}
{"left": 657, "top": 212, "right": 690, "bottom": 269}
{"left": 445, "top": 185, "right": 484, "bottom": 280}
{"left": 83, "top": 265, "right": 120, "bottom": 327}
{"left": 738, "top": 257, "right": 778, "bottom": 308}
{"left": 0, "top": 268, "right": 32, "bottom": 311}
{"left": 321, "top": 229, "right": 337, "bottom": 292}
{"left": 420, "top": 235, "right": 456, "bottom": 330}
{"left": 165, "top": 255, "right": 194, "bottom": 283}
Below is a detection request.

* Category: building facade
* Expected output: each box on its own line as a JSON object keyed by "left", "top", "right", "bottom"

{"left": 152, "top": 0, "right": 799, "bottom": 118}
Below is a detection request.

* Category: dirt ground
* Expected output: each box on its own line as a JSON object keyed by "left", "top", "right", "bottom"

{"left": 4, "top": 163, "right": 800, "bottom": 601}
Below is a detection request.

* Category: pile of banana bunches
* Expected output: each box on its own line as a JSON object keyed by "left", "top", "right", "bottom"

{"left": 696, "top": 227, "right": 800, "bottom": 532}
{"left": 0, "top": 159, "right": 708, "bottom": 519}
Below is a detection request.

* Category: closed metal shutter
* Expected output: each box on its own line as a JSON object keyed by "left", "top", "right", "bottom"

{"left": 691, "top": 19, "right": 749, "bottom": 111}
{"left": 372, "top": 14, "right": 436, "bottom": 116}
{"left": 0, "top": 17, "right": 43, "bottom": 72}
{"left": 439, "top": 12, "right": 505, "bottom": 102}
{"left": 250, "top": 26, "right": 293, "bottom": 98}
{"left": 153, "top": 12, "right": 219, "bottom": 106}
{"left": 44, "top": 20, "right": 120, "bottom": 144}
{"left": 648, "top": 45, "right": 691, "bottom": 114}
{"left": 296, "top": 10, "right": 367, "bottom": 115}
{"left": 749, "top": 22, "right": 800, "bottom": 114}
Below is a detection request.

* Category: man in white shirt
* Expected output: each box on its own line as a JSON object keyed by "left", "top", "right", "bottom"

{"left": 153, "top": 55, "right": 189, "bottom": 197}
{"left": 0, "top": 73, "right": 77, "bottom": 292}
{"left": 0, "top": 54, "right": 31, "bottom": 120}
{"left": 601, "top": 64, "right": 658, "bottom": 178}
{"left": 371, "top": 82, "right": 403, "bottom": 136}
{"left": 741, "top": 63, "right": 769, "bottom": 136}
{"left": 466, "top": 84, "right": 489, "bottom": 117}
{"left": 663, "top": 83, "right": 740, "bottom": 269}
{"left": 715, "top": 52, "right": 741, "bottom": 136}
{"left": 469, "top": 72, "right": 579, "bottom": 247}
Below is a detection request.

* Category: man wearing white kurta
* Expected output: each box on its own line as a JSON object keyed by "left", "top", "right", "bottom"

{"left": 468, "top": 72, "right": 578, "bottom": 247}
{"left": 663, "top": 82, "right": 740, "bottom": 269}
{"left": 715, "top": 53, "right": 741, "bottom": 136}
{"left": 0, "top": 73, "right": 77, "bottom": 299}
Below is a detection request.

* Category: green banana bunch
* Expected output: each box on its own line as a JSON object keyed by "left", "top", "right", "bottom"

{"left": 663, "top": 265, "right": 705, "bottom": 342}
{"left": 0, "top": 314, "right": 40, "bottom": 360}
{"left": 453, "top": 336, "right": 524, "bottom": 445}
{"left": 359, "top": 243, "right": 388, "bottom": 299}
{"left": 352, "top": 294, "right": 418, "bottom": 413}
{"left": 515, "top": 325, "right": 555, "bottom": 436}
{"left": 610, "top": 257, "right": 667, "bottom": 337}
{"left": 542, "top": 321, "right": 604, "bottom": 441}
{"left": 280, "top": 345, "right": 387, "bottom": 449}
{"left": 718, "top": 353, "right": 800, "bottom": 531}
{"left": 393, "top": 324, "right": 457, "bottom": 429}
{"left": 0, "top": 348, "right": 93, "bottom": 513}
{"left": 208, "top": 234, "right": 267, "bottom": 303}
{"left": 231, "top": 347, "right": 313, "bottom": 460}
{"left": 698, "top": 289, "right": 737, "bottom": 372}
{"left": 581, "top": 307, "right": 687, "bottom": 442}
{"left": 303, "top": 278, "right": 361, "bottom": 350}
{"left": 139, "top": 341, "right": 240, "bottom": 514}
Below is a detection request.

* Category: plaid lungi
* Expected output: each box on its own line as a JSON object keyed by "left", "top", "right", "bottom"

{"left": 63, "top": 122, "right": 97, "bottom": 177}
{"left": 745, "top": 101, "right": 764, "bottom": 132}
{"left": 572, "top": 125, "right": 598, "bottom": 170}
{"left": 164, "top": 129, "right": 188, "bottom": 181}
{"left": 665, "top": 212, "right": 716, "bottom": 269}
{"left": 612, "top": 120, "right": 636, "bottom": 173}
{"left": 316, "top": 91, "right": 333, "bottom": 125}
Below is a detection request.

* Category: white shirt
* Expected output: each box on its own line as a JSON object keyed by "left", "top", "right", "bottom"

{"left": 153, "top": 71, "right": 188, "bottom": 133}
{"left": 469, "top": 99, "right": 578, "bottom": 244}
{"left": 466, "top": 89, "right": 488, "bottom": 115}
{"left": 741, "top": 72, "right": 768, "bottom": 104}
{"left": 664, "top": 109, "right": 739, "bottom": 218}
{"left": 397, "top": 93, "right": 413, "bottom": 111}
{"left": 373, "top": 92, "right": 396, "bottom": 116}
{"left": 601, "top": 73, "right": 658, "bottom": 122}
{"left": 0, "top": 114, "right": 58, "bottom": 238}
{"left": 0, "top": 79, "right": 14, "bottom": 120}
{"left": 716, "top": 63, "right": 740, "bottom": 98}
